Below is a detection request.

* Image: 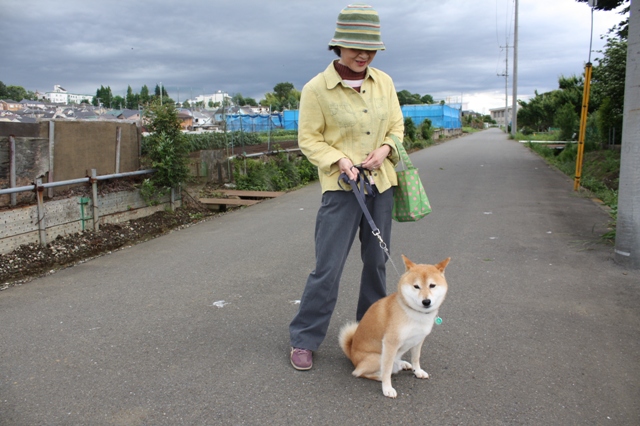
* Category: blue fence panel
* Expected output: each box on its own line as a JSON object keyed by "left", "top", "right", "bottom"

{"left": 400, "top": 105, "right": 461, "bottom": 129}
{"left": 225, "top": 113, "right": 284, "bottom": 132}
{"left": 283, "top": 110, "right": 299, "bottom": 130}
{"left": 225, "top": 105, "right": 460, "bottom": 132}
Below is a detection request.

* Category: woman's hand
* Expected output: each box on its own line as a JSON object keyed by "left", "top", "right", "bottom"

{"left": 337, "top": 157, "right": 359, "bottom": 181}
{"left": 361, "top": 145, "right": 391, "bottom": 171}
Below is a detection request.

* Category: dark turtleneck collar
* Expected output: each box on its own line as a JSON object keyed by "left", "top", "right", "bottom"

{"left": 333, "top": 60, "right": 366, "bottom": 92}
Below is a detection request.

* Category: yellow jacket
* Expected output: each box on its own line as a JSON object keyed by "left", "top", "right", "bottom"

{"left": 298, "top": 61, "right": 404, "bottom": 193}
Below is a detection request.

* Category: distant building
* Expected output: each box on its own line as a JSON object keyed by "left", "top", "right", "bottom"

{"left": 489, "top": 105, "right": 521, "bottom": 128}
{"left": 45, "top": 85, "right": 94, "bottom": 105}
{"left": 19, "top": 99, "right": 47, "bottom": 109}
{"left": 185, "top": 90, "right": 230, "bottom": 108}
{"left": 0, "top": 99, "right": 22, "bottom": 111}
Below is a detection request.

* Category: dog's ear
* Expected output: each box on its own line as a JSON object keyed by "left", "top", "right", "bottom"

{"left": 401, "top": 254, "right": 416, "bottom": 270}
{"left": 435, "top": 257, "right": 451, "bottom": 273}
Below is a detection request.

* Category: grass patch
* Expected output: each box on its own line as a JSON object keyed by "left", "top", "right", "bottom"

{"left": 515, "top": 130, "right": 562, "bottom": 141}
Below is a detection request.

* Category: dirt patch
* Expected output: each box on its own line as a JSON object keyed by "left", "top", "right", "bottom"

{"left": 0, "top": 190, "right": 227, "bottom": 289}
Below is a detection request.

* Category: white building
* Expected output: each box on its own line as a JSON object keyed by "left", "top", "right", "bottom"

{"left": 186, "top": 90, "right": 230, "bottom": 108}
{"left": 45, "top": 85, "right": 94, "bottom": 104}
{"left": 489, "top": 104, "right": 521, "bottom": 128}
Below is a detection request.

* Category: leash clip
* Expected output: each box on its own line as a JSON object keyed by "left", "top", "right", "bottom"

{"left": 338, "top": 171, "right": 401, "bottom": 277}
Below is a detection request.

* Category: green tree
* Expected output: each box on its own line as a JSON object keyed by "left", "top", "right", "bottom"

{"left": 152, "top": 84, "right": 173, "bottom": 105}
{"left": 420, "top": 118, "right": 433, "bottom": 140}
{"left": 5, "top": 85, "right": 30, "bottom": 102}
{"left": 576, "top": 0, "right": 629, "bottom": 37}
{"left": 142, "top": 100, "right": 190, "bottom": 194}
{"left": 404, "top": 117, "right": 416, "bottom": 141}
{"left": 273, "top": 82, "right": 294, "bottom": 100}
{"left": 555, "top": 103, "right": 579, "bottom": 141}
{"left": 261, "top": 82, "right": 300, "bottom": 110}
{"left": 232, "top": 93, "right": 246, "bottom": 106}
{"left": 140, "top": 85, "right": 151, "bottom": 105}
{"left": 517, "top": 75, "right": 585, "bottom": 133}
{"left": 93, "top": 85, "right": 113, "bottom": 107}
{"left": 396, "top": 90, "right": 421, "bottom": 105}
{"left": 592, "top": 34, "right": 626, "bottom": 144}
{"left": 112, "top": 95, "right": 125, "bottom": 110}
{"left": 420, "top": 94, "right": 434, "bottom": 104}
{"left": 244, "top": 97, "right": 258, "bottom": 107}
{"left": 126, "top": 85, "right": 138, "bottom": 109}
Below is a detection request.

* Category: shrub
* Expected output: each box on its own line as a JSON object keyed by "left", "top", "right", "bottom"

{"left": 141, "top": 100, "right": 190, "bottom": 203}
{"left": 233, "top": 153, "right": 317, "bottom": 191}
{"left": 420, "top": 118, "right": 433, "bottom": 141}
{"left": 555, "top": 103, "right": 578, "bottom": 141}
{"left": 404, "top": 117, "right": 416, "bottom": 142}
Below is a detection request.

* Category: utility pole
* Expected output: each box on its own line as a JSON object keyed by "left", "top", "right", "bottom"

{"left": 498, "top": 44, "right": 510, "bottom": 131}
{"left": 511, "top": 0, "right": 519, "bottom": 136}
{"left": 615, "top": 0, "right": 640, "bottom": 269}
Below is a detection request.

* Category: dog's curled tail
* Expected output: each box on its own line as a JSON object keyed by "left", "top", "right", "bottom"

{"left": 338, "top": 322, "right": 359, "bottom": 359}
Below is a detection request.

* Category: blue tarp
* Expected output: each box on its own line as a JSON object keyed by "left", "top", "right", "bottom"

{"left": 225, "top": 114, "right": 283, "bottom": 132}
{"left": 227, "top": 105, "right": 460, "bottom": 132}
{"left": 401, "top": 104, "right": 461, "bottom": 129}
{"left": 283, "top": 110, "right": 299, "bottom": 131}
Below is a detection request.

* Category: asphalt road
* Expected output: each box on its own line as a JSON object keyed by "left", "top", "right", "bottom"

{"left": 1, "top": 128, "right": 639, "bottom": 425}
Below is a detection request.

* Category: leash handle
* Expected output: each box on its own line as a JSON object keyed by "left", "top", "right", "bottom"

{"left": 339, "top": 168, "right": 379, "bottom": 234}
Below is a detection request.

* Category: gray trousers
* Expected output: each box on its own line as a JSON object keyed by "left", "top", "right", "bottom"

{"left": 289, "top": 187, "right": 393, "bottom": 351}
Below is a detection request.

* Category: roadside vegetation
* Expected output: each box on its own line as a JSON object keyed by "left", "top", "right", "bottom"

{"left": 513, "top": 11, "right": 627, "bottom": 241}
{"left": 522, "top": 132, "right": 619, "bottom": 241}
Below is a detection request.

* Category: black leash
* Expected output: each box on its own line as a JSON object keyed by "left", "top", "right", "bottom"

{"left": 338, "top": 166, "right": 401, "bottom": 277}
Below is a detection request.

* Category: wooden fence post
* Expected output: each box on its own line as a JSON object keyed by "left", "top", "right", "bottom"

{"left": 48, "top": 121, "right": 55, "bottom": 199}
{"left": 91, "top": 169, "right": 100, "bottom": 231}
{"left": 9, "top": 135, "right": 16, "bottom": 206}
{"left": 35, "top": 178, "right": 47, "bottom": 246}
{"left": 115, "top": 126, "right": 121, "bottom": 174}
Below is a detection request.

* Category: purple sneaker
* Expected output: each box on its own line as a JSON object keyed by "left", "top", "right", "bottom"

{"left": 290, "top": 347, "right": 313, "bottom": 370}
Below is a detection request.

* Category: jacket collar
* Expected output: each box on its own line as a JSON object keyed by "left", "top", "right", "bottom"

{"left": 323, "top": 60, "right": 375, "bottom": 90}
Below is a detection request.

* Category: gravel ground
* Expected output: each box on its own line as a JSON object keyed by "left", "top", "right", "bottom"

{"left": 0, "top": 192, "right": 223, "bottom": 289}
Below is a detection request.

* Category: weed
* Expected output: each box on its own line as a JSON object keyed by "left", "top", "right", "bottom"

{"left": 232, "top": 153, "right": 317, "bottom": 191}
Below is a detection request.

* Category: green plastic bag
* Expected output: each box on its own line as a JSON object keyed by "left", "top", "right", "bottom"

{"left": 390, "top": 136, "right": 432, "bottom": 222}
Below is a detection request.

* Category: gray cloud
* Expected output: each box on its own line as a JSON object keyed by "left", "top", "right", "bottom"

{"left": 0, "top": 0, "right": 625, "bottom": 113}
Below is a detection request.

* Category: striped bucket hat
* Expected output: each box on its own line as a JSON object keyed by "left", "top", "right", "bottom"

{"left": 328, "top": 4, "right": 385, "bottom": 51}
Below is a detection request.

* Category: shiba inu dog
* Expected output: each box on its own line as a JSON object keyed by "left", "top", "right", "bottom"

{"left": 339, "top": 255, "right": 450, "bottom": 398}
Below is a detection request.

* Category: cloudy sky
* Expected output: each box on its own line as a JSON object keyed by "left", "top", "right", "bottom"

{"left": 1, "top": 0, "right": 627, "bottom": 113}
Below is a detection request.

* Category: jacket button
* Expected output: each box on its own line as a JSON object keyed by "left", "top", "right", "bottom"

{"left": 363, "top": 109, "right": 368, "bottom": 113}
{"left": 366, "top": 131, "right": 371, "bottom": 135}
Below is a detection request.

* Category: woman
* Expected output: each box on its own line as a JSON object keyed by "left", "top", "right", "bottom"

{"left": 289, "top": 3, "right": 404, "bottom": 371}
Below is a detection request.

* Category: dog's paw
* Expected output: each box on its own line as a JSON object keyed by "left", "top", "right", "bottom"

{"left": 413, "top": 368, "right": 430, "bottom": 379}
{"left": 399, "top": 361, "right": 413, "bottom": 371}
{"left": 382, "top": 385, "right": 398, "bottom": 398}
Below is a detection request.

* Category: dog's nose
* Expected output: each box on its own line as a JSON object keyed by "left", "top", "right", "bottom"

{"left": 422, "top": 299, "right": 431, "bottom": 307}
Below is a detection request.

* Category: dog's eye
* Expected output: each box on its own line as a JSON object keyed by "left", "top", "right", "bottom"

{"left": 429, "top": 284, "right": 436, "bottom": 288}
{"left": 413, "top": 285, "right": 420, "bottom": 289}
